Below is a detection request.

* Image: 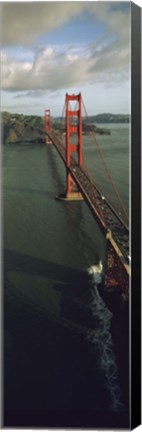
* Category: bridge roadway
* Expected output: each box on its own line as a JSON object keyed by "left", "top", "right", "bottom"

{"left": 47, "top": 130, "right": 130, "bottom": 277}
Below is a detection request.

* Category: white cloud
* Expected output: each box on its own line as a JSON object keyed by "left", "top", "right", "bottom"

{"left": 1, "top": 45, "right": 94, "bottom": 92}
{"left": 1, "top": 31, "right": 130, "bottom": 94}
{"left": 1, "top": 2, "right": 131, "bottom": 98}
{"left": 2, "top": 2, "right": 130, "bottom": 47}
{"left": 88, "top": 7, "right": 131, "bottom": 84}
{"left": 2, "top": 2, "right": 88, "bottom": 46}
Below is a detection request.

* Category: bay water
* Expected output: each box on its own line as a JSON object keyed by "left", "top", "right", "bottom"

{"left": 3, "top": 124, "right": 129, "bottom": 426}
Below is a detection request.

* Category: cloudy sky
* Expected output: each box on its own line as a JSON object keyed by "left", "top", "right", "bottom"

{"left": 1, "top": 1, "right": 131, "bottom": 116}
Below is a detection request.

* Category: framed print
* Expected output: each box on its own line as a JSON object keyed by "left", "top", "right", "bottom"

{"left": 1, "top": 1, "right": 141, "bottom": 429}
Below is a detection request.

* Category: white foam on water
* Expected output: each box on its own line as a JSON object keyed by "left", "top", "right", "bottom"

{"left": 88, "top": 260, "right": 103, "bottom": 284}
{"left": 86, "top": 269, "right": 123, "bottom": 411}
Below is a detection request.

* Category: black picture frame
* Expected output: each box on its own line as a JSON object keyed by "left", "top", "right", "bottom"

{"left": 1, "top": 1, "right": 141, "bottom": 429}
{"left": 131, "top": 1, "right": 141, "bottom": 429}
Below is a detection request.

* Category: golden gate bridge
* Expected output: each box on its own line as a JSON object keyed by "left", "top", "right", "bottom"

{"left": 44, "top": 93, "right": 130, "bottom": 301}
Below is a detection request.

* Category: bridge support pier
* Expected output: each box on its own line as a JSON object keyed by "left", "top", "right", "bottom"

{"left": 65, "top": 170, "right": 83, "bottom": 201}
{"left": 66, "top": 192, "right": 83, "bottom": 201}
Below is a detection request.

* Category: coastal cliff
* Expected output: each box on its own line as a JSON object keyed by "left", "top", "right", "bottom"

{"left": 2, "top": 112, "right": 44, "bottom": 144}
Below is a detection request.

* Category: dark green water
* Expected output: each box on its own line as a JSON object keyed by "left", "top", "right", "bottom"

{"left": 3, "top": 124, "right": 129, "bottom": 427}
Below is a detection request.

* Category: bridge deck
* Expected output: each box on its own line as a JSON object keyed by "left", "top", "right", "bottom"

{"left": 47, "top": 131, "right": 130, "bottom": 276}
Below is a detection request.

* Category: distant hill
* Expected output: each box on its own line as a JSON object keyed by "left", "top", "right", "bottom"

{"left": 54, "top": 113, "right": 130, "bottom": 124}
{"left": 2, "top": 111, "right": 130, "bottom": 145}
{"left": 53, "top": 119, "right": 111, "bottom": 135}
{"left": 83, "top": 113, "right": 130, "bottom": 124}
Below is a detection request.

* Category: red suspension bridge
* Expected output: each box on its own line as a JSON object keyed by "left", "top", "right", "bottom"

{"left": 44, "top": 93, "right": 130, "bottom": 300}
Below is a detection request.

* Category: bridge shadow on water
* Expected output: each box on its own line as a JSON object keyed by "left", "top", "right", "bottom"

{"left": 4, "top": 248, "right": 129, "bottom": 428}
{"left": 46, "top": 144, "right": 65, "bottom": 191}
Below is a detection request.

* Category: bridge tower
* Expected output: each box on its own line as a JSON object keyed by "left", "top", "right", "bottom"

{"left": 65, "top": 93, "right": 83, "bottom": 200}
{"left": 44, "top": 109, "right": 52, "bottom": 144}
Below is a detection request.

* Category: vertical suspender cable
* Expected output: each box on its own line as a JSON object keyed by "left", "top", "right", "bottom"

{"left": 82, "top": 98, "right": 129, "bottom": 223}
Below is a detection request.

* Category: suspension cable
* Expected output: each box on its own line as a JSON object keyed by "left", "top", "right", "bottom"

{"left": 82, "top": 98, "right": 129, "bottom": 223}
{"left": 58, "top": 100, "right": 66, "bottom": 134}
{"left": 82, "top": 154, "right": 106, "bottom": 224}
